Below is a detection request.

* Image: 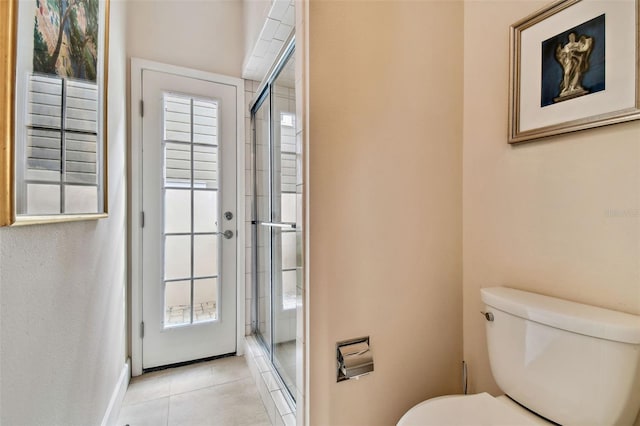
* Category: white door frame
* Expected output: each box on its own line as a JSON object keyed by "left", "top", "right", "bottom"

{"left": 130, "top": 58, "right": 245, "bottom": 376}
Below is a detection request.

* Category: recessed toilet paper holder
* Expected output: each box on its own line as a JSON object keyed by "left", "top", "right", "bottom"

{"left": 336, "top": 336, "right": 373, "bottom": 382}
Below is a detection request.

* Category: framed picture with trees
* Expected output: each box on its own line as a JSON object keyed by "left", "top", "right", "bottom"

{"left": 1, "top": 0, "right": 109, "bottom": 226}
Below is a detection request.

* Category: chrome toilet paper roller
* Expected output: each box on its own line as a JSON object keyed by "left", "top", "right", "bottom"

{"left": 336, "top": 337, "right": 374, "bottom": 382}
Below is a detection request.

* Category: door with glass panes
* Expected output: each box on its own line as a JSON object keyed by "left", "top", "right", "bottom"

{"left": 141, "top": 69, "right": 237, "bottom": 369}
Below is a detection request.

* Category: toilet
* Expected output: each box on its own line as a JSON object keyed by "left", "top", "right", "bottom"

{"left": 398, "top": 287, "right": 640, "bottom": 425}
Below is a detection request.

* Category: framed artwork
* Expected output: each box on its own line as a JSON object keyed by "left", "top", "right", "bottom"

{"left": 0, "top": 0, "right": 109, "bottom": 226}
{"left": 509, "top": 0, "right": 640, "bottom": 144}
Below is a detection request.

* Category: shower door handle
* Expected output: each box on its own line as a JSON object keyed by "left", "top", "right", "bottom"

{"left": 258, "top": 221, "right": 297, "bottom": 230}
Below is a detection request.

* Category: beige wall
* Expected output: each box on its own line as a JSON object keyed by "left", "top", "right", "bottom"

{"left": 462, "top": 0, "right": 640, "bottom": 397}
{"left": 0, "top": 1, "right": 128, "bottom": 423}
{"left": 127, "top": 0, "right": 244, "bottom": 77}
{"left": 306, "top": 1, "right": 463, "bottom": 424}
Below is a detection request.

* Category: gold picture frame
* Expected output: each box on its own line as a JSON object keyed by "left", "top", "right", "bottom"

{"left": 1, "top": 0, "right": 109, "bottom": 226}
{"left": 1, "top": 0, "right": 18, "bottom": 226}
{"left": 509, "top": 0, "right": 640, "bottom": 144}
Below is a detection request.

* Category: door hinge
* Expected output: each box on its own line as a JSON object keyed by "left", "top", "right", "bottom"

{"left": 140, "top": 321, "right": 145, "bottom": 339}
{"left": 140, "top": 99, "right": 144, "bottom": 117}
{"left": 140, "top": 211, "right": 145, "bottom": 228}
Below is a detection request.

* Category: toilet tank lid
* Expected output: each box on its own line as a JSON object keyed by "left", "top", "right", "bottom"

{"left": 481, "top": 287, "right": 640, "bottom": 344}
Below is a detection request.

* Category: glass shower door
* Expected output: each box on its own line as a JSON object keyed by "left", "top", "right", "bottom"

{"left": 252, "top": 47, "right": 298, "bottom": 401}
{"left": 271, "top": 61, "right": 297, "bottom": 395}
{"left": 254, "top": 92, "right": 271, "bottom": 348}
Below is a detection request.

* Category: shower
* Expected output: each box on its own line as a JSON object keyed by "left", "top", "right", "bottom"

{"left": 250, "top": 39, "right": 298, "bottom": 402}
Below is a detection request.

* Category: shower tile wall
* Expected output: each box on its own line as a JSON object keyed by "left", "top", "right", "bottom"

{"left": 245, "top": 80, "right": 259, "bottom": 337}
{"left": 254, "top": 92, "right": 271, "bottom": 342}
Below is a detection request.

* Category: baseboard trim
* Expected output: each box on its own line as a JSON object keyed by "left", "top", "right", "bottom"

{"left": 101, "top": 359, "right": 130, "bottom": 426}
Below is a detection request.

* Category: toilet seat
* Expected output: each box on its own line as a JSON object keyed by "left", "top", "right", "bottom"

{"left": 397, "top": 393, "right": 552, "bottom": 426}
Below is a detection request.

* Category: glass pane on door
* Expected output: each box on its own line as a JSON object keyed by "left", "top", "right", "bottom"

{"left": 271, "top": 55, "right": 297, "bottom": 397}
{"left": 193, "top": 278, "right": 218, "bottom": 324}
{"left": 254, "top": 92, "right": 272, "bottom": 348}
{"left": 162, "top": 94, "right": 220, "bottom": 328}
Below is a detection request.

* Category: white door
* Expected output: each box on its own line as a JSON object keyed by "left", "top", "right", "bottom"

{"left": 141, "top": 69, "right": 237, "bottom": 369}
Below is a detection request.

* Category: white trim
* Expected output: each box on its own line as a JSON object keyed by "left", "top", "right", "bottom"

{"left": 130, "top": 58, "right": 143, "bottom": 376}
{"left": 301, "top": 1, "right": 310, "bottom": 424}
{"left": 129, "top": 58, "right": 246, "bottom": 375}
{"left": 236, "top": 77, "right": 246, "bottom": 356}
{"left": 100, "top": 360, "right": 130, "bottom": 426}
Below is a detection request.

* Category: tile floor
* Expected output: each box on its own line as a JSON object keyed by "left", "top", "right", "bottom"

{"left": 117, "top": 356, "right": 270, "bottom": 426}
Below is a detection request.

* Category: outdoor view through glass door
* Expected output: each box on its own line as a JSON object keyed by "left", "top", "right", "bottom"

{"left": 141, "top": 70, "right": 237, "bottom": 369}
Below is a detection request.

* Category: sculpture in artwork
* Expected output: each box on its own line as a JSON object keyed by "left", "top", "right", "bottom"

{"left": 554, "top": 32, "right": 594, "bottom": 102}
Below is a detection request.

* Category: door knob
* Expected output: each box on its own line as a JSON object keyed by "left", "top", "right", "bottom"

{"left": 214, "top": 230, "right": 234, "bottom": 239}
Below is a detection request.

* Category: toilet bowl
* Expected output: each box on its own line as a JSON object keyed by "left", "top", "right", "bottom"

{"left": 396, "top": 287, "right": 640, "bottom": 426}
{"left": 397, "top": 393, "right": 550, "bottom": 426}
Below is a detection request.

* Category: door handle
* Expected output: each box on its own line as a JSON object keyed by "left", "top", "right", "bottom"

{"left": 258, "top": 221, "right": 296, "bottom": 230}
{"left": 214, "top": 230, "right": 234, "bottom": 239}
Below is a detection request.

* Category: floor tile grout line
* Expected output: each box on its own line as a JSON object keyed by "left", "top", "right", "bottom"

{"left": 168, "top": 374, "right": 253, "bottom": 398}
{"left": 165, "top": 391, "right": 171, "bottom": 426}
{"left": 118, "top": 357, "right": 269, "bottom": 426}
{"left": 123, "top": 374, "right": 250, "bottom": 407}
{"left": 122, "top": 395, "right": 171, "bottom": 409}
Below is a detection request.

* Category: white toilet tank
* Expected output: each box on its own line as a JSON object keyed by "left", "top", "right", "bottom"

{"left": 481, "top": 287, "right": 640, "bottom": 425}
